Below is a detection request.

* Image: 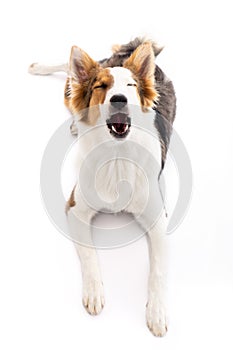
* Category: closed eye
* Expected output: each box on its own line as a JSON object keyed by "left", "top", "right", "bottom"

{"left": 94, "top": 83, "right": 107, "bottom": 89}
{"left": 127, "top": 83, "right": 137, "bottom": 87}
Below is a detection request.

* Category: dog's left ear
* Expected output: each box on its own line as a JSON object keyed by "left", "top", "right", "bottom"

{"left": 123, "top": 42, "right": 155, "bottom": 82}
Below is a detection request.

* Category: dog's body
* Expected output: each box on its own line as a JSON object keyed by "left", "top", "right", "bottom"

{"left": 29, "top": 38, "right": 176, "bottom": 337}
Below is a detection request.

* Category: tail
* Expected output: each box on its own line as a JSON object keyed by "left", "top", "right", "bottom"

{"left": 28, "top": 62, "right": 68, "bottom": 75}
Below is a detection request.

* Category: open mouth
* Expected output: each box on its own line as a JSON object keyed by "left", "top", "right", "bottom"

{"left": 106, "top": 113, "right": 131, "bottom": 138}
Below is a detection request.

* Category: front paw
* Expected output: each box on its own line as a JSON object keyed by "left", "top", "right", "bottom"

{"left": 146, "top": 299, "right": 168, "bottom": 337}
{"left": 82, "top": 279, "right": 105, "bottom": 315}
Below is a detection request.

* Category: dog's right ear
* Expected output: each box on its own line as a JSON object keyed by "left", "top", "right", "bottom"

{"left": 69, "top": 46, "right": 99, "bottom": 83}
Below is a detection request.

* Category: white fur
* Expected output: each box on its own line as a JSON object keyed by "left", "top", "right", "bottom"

{"left": 68, "top": 67, "right": 168, "bottom": 336}
{"left": 105, "top": 67, "right": 140, "bottom": 106}
{"left": 28, "top": 62, "right": 68, "bottom": 75}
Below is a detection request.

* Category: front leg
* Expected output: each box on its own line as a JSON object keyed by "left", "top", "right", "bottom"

{"left": 67, "top": 195, "right": 104, "bottom": 315}
{"left": 74, "top": 243, "right": 105, "bottom": 315}
{"left": 146, "top": 210, "right": 168, "bottom": 337}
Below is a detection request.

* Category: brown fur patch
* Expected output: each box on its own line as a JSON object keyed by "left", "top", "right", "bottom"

{"left": 64, "top": 46, "right": 101, "bottom": 121}
{"left": 90, "top": 69, "right": 114, "bottom": 106}
{"left": 68, "top": 66, "right": 100, "bottom": 120}
{"left": 65, "top": 67, "right": 114, "bottom": 124}
{"left": 65, "top": 187, "right": 76, "bottom": 214}
{"left": 123, "top": 42, "right": 158, "bottom": 108}
{"left": 134, "top": 76, "right": 158, "bottom": 108}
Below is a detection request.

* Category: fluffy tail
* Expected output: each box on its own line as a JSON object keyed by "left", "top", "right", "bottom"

{"left": 28, "top": 62, "right": 68, "bottom": 75}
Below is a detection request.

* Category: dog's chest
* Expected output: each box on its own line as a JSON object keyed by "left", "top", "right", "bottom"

{"left": 76, "top": 125, "right": 162, "bottom": 213}
{"left": 96, "top": 158, "right": 139, "bottom": 206}
{"left": 95, "top": 149, "right": 161, "bottom": 214}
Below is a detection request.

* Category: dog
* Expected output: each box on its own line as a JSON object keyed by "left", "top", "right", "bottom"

{"left": 29, "top": 38, "right": 176, "bottom": 337}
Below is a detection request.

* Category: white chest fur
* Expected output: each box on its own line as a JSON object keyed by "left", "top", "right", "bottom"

{"left": 74, "top": 121, "right": 162, "bottom": 216}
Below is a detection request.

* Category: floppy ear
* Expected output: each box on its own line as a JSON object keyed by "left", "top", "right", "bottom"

{"left": 69, "top": 46, "right": 99, "bottom": 83}
{"left": 123, "top": 42, "right": 155, "bottom": 82}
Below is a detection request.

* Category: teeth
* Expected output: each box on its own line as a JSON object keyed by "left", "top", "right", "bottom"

{"left": 112, "top": 125, "right": 118, "bottom": 133}
{"left": 112, "top": 124, "right": 129, "bottom": 134}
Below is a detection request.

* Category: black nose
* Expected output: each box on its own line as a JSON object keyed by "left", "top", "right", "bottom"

{"left": 110, "top": 94, "right": 128, "bottom": 109}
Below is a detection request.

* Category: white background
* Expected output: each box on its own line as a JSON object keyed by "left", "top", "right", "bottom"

{"left": 1, "top": 0, "right": 233, "bottom": 349}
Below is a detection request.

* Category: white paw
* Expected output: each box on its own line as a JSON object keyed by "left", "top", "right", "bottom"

{"left": 146, "top": 299, "right": 168, "bottom": 337}
{"left": 82, "top": 279, "right": 105, "bottom": 315}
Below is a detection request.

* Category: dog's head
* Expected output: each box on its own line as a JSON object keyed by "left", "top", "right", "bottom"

{"left": 66, "top": 42, "right": 158, "bottom": 139}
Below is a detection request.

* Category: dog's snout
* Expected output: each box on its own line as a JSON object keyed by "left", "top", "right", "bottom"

{"left": 110, "top": 94, "right": 128, "bottom": 109}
